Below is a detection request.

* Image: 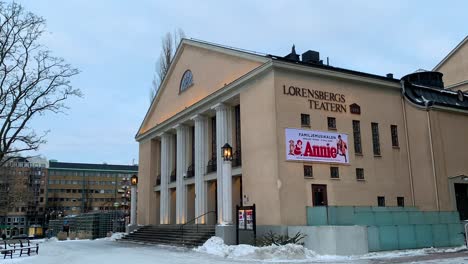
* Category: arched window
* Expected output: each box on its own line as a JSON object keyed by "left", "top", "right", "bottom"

{"left": 180, "top": 70, "right": 193, "bottom": 92}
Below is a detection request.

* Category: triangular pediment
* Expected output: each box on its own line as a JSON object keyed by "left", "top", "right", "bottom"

{"left": 137, "top": 39, "right": 267, "bottom": 137}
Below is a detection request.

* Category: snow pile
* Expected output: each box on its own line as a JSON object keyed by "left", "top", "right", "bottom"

{"left": 360, "top": 245, "right": 467, "bottom": 259}
{"left": 97, "top": 232, "right": 126, "bottom": 241}
{"left": 195, "top": 237, "right": 316, "bottom": 261}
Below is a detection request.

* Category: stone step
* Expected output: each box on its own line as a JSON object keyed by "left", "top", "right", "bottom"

{"left": 120, "top": 224, "right": 215, "bottom": 247}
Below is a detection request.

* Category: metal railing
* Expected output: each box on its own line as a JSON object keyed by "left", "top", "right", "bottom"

{"left": 155, "top": 175, "right": 161, "bottom": 186}
{"left": 232, "top": 150, "right": 242, "bottom": 167}
{"left": 206, "top": 157, "right": 217, "bottom": 174}
{"left": 179, "top": 211, "right": 217, "bottom": 245}
{"left": 186, "top": 164, "right": 194, "bottom": 178}
{"left": 170, "top": 170, "right": 176, "bottom": 182}
{"left": 465, "top": 222, "right": 468, "bottom": 246}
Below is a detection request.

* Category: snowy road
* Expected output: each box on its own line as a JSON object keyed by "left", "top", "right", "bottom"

{"left": 2, "top": 238, "right": 467, "bottom": 264}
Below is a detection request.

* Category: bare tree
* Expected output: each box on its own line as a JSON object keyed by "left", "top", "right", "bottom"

{"left": 150, "top": 29, "right": 185, "bottom": 100}
{"left": 0, "top": 2, "right": 81, "bottom": 166}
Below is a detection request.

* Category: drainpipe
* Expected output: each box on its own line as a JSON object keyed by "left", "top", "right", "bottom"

{"left": 400, "top": 81, "right": 416, "bottom": 206}
{"left": 425, "top": 100, "right": 440, "bottom": 211}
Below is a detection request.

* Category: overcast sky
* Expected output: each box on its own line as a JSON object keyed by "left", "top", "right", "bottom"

{"left": 16, "top": 0, "right": 467, "bottom": 165}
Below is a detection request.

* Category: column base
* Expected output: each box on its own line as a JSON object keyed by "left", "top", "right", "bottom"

{"left": 215, "top": 224, "right": 236, "bottom": 245}
{"left": 126, "top": 224, "right": 139, "bottom": 234}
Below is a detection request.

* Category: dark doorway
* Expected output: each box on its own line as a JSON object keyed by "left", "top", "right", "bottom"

{"left": 455, "top": 183, "right": 468, "bottom": 220}
{"left": 312, "top": 184, "right": 328, "bottom": 206}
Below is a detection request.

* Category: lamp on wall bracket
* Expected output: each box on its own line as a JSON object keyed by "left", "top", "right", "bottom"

{"left": 221, "top": 143, "right": 233, "bottom": 161}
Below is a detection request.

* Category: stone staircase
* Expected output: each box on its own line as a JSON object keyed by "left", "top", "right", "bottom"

{"left": 119, "top": 224, "right": 216, "bottom": 247}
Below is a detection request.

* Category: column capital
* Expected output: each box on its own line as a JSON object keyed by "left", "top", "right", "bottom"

{"left": 156, "top": 131, "right": 173, "bottom": 138}
{"left": 190, "top": 114, "right": 208, "bottom": 122}
{"left": 211, "top": 103, "right": 230, "bottom": 111}
{"left": 173, "top": 123, "right": 189, "bottom": 131}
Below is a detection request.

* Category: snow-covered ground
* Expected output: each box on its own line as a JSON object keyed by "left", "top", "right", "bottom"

{"left": 1, "top": 236, "right": 467, "bottom": 264}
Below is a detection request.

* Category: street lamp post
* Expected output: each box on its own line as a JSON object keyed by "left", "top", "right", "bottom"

{"left": 130, "top": 175, "right": 138, "bottom": 227}
{"left": 221, "top": 143, "right": 233, "bottom": 224}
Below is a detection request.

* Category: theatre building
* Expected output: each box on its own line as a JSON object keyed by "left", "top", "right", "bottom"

{"left": 135, "top": 38, "right": 468, "bottom": 253}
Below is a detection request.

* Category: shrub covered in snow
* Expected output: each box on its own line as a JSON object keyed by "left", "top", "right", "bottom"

{"left": 256, "top": 231, "right": 306, "bottom": 246}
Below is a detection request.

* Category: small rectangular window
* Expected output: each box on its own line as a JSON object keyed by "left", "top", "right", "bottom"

{"left": 371, "top": 122, "right": 381, "bottom": 156}
{"left": 304, "top": 165, "right": 313, "bottom": 178}
{"left": 356, "top": 168, "right": 364, "bottom": 180}
{"left": 352, "top": 120, "right": 362, "bottom": 154}
{"left": 397, "top": 197, "right": 404, "bottom": 207}
{"left": 378, "top": 196, "right": 385, "bottom": 207}
{"left": 327, "top": 117, "right": 336, "bottom": 130}
{"left": 391, "top": 125, "right": 399, "bottom": 147}
{"left": 330, "top": 167, "right": 339, "bottom": 179}
{"left": 301, "top": 114, "right": 310, "bottom": 127}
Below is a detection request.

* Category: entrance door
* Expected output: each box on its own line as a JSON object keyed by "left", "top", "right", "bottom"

{"left": 312, "top": 184, "right": 328, "bottom": 206}
{"left": 455, "top": 183, "right": 468, "bottom": 220}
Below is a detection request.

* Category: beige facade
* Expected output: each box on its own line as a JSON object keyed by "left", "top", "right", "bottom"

{"left": 434, "top": 36, "right": 468, "bottom": 91}
{"left": 136, "top": 39, "right": 468, "bottom": 227}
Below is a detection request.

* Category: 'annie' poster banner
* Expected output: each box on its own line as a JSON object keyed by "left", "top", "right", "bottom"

{"left": 286, "top": 128, "right": 349, "bottom": 164}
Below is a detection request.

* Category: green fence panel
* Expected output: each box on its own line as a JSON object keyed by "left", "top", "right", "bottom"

{"left": 409, "top": 212, "right": 425, "bottom": 225}
{"left": 415, "top": 224, "right": 433, "bottom": 248}
{"left": 306, "top": 207, "right": 328, "bottom": 226}
{"left": 423, "top": 212, "right": 440, "bottom": 225}
{"left": 397, "top": 225, "right": 417, "bottom": 249}
{"left": 392, "top": 212, "right": 409, "bottom": 225}
{"left": 355, "top": 212, "right": 376, "bottom": 226}
{"left": 432, "top": 224, "right": 450, "bottom": 247}
{"left": 375, "top": 212, "right": 394, "bottom": 226}
{"left": 448, "top": 223, "right": 465, "bottom": 246}
{"left": 372, "top": 206, "right": 390, "bottom": 212}
{"left": 367, "top": 226, "right": 380, "bottom": 252}
{"left": 403, "top": 206, "right": 419, "bottom": 212}
{"left": 379, "top": 226, "right": 399, "bottom": 251}
{"left": 334, "top": 206, "right": 355, "bottom": 225}
{"left": 327, "top": 206, "right": 338, "bottom": 225}
{"left": 354, "top": 206, "right": 372, "bottom": 213}
{"left": 439, "top": 212, "right": 460, "bottom": 224}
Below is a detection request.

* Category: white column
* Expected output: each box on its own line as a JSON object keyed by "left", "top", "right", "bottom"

{"left": 213, "top": 103, "right": 233, "bottom": 224}
{"left": 130, "top": 185, "right": 137, "bottom": 225}
{"left": 175, "top": 124, "right": 191, "bottom": 224}
{"left": 222, "top": 160, "right": 233, "bottom": 224}
{"left": 160, "top": 133, "right": 174, "bottom": 224}
{"left": 192, "top": 115, "right": 209, "bottom": 224}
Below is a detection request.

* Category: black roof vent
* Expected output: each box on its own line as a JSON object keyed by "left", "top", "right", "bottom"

{"left": 386, "top": 73, "right": 394, "bottom": 79}
{"left": 302, "top": 50, "right": 321, "bottom": 64}
{"left": 401, "top": 71, "right": 444, "bottom": 89}
{"left": 284, "top": 44, "right": 300, "bottom": 61}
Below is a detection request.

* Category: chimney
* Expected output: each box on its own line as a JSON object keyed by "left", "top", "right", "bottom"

{"left": 386, "top": 73, "right": 394, "bottom": 79}
{"left": 302, "top": 50, "right": 320, "bottom": 64}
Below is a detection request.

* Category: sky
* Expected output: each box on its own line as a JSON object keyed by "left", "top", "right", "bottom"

{"left": 14, "top": 0, "right": 467, "bottom": 165}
